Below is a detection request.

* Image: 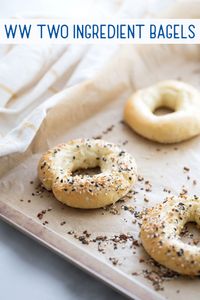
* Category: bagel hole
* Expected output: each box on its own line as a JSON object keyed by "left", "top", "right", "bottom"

{"left": 153, "top": 106, "right": 174, "bottom": 116}
{"left": 72, "top": 166, "right": 101, "bottom": 176}
{"left": 180, "top": 222, "right": 200, "bottom": 246}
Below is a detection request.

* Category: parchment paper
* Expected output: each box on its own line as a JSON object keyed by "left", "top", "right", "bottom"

{"left": 1, "top": 1, "right": 200, "bottom": 299}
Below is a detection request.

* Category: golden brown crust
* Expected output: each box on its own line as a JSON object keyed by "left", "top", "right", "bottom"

{"left": 38, "top": 139, "right": 137, "bottom": 209}
{"left": 124, "top": 80, "right": 200, "bottom": 144}
{"left": 140, "top": 196, "right": 200, "bottom": 275}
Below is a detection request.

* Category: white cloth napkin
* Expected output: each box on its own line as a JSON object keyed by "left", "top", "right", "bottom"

{"left": 0, "top": 45, "right": 67, "bottom": 108}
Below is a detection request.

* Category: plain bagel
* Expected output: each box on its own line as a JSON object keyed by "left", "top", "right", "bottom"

{"left": 140, "top": 196, "right": 200, "bottom": 275}
{"left": 124, "top": 80, "right": 200, "bottom": 144}
{"left": 38, "top": 139, "right": 137, "bottom": 209}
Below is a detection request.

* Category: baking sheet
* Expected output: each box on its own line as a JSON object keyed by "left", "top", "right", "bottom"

{"left": 1, "top": 43, "right": 200, "bottom": 300}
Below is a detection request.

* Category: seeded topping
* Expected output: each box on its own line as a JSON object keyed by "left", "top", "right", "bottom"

{"left": 38, "top": 138, "right": 137, "bottom": 208}
{"left": 141, "top": 196, "right": 200, "bottom": 276}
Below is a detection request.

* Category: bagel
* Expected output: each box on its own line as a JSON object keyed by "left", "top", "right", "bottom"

{"left": 124, "top": 80, "right": 200, "bottom": 144}
{"left": 38, "top": 139, "right": 137, "bottom": 209}
{"left": 140, "top": 196, "right": 200, "bottom": 275}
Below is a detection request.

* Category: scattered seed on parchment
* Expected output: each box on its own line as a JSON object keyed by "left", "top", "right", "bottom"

{"left": 37, "top": 209, "right": 46, "bottom": 220}
{"left": 122, "top": 140, "right": 128, "bottom": 145}
{"left": 60, "top": 221, "right": 66, "bottom": 226}
{"left": 138, "top": 175, "right": 144, "bottom": 182}
{"left": 183, "top": 166, "right": 190, "bottom": 172}
{"left": 42, "top": 220, "right": 48, "bottom": 225}
{"left": 109, "top": 257, "right": 120, "bottom": 266}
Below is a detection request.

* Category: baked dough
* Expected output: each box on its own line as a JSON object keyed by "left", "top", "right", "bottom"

{"left": 124, "top": 80, "right": 200, "bottom": 144}
{"left": 38, "top": 139, "right": 137, "bottom": 209}
{"left": 140, "top": 196, "right": 200, "bottom": 275}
